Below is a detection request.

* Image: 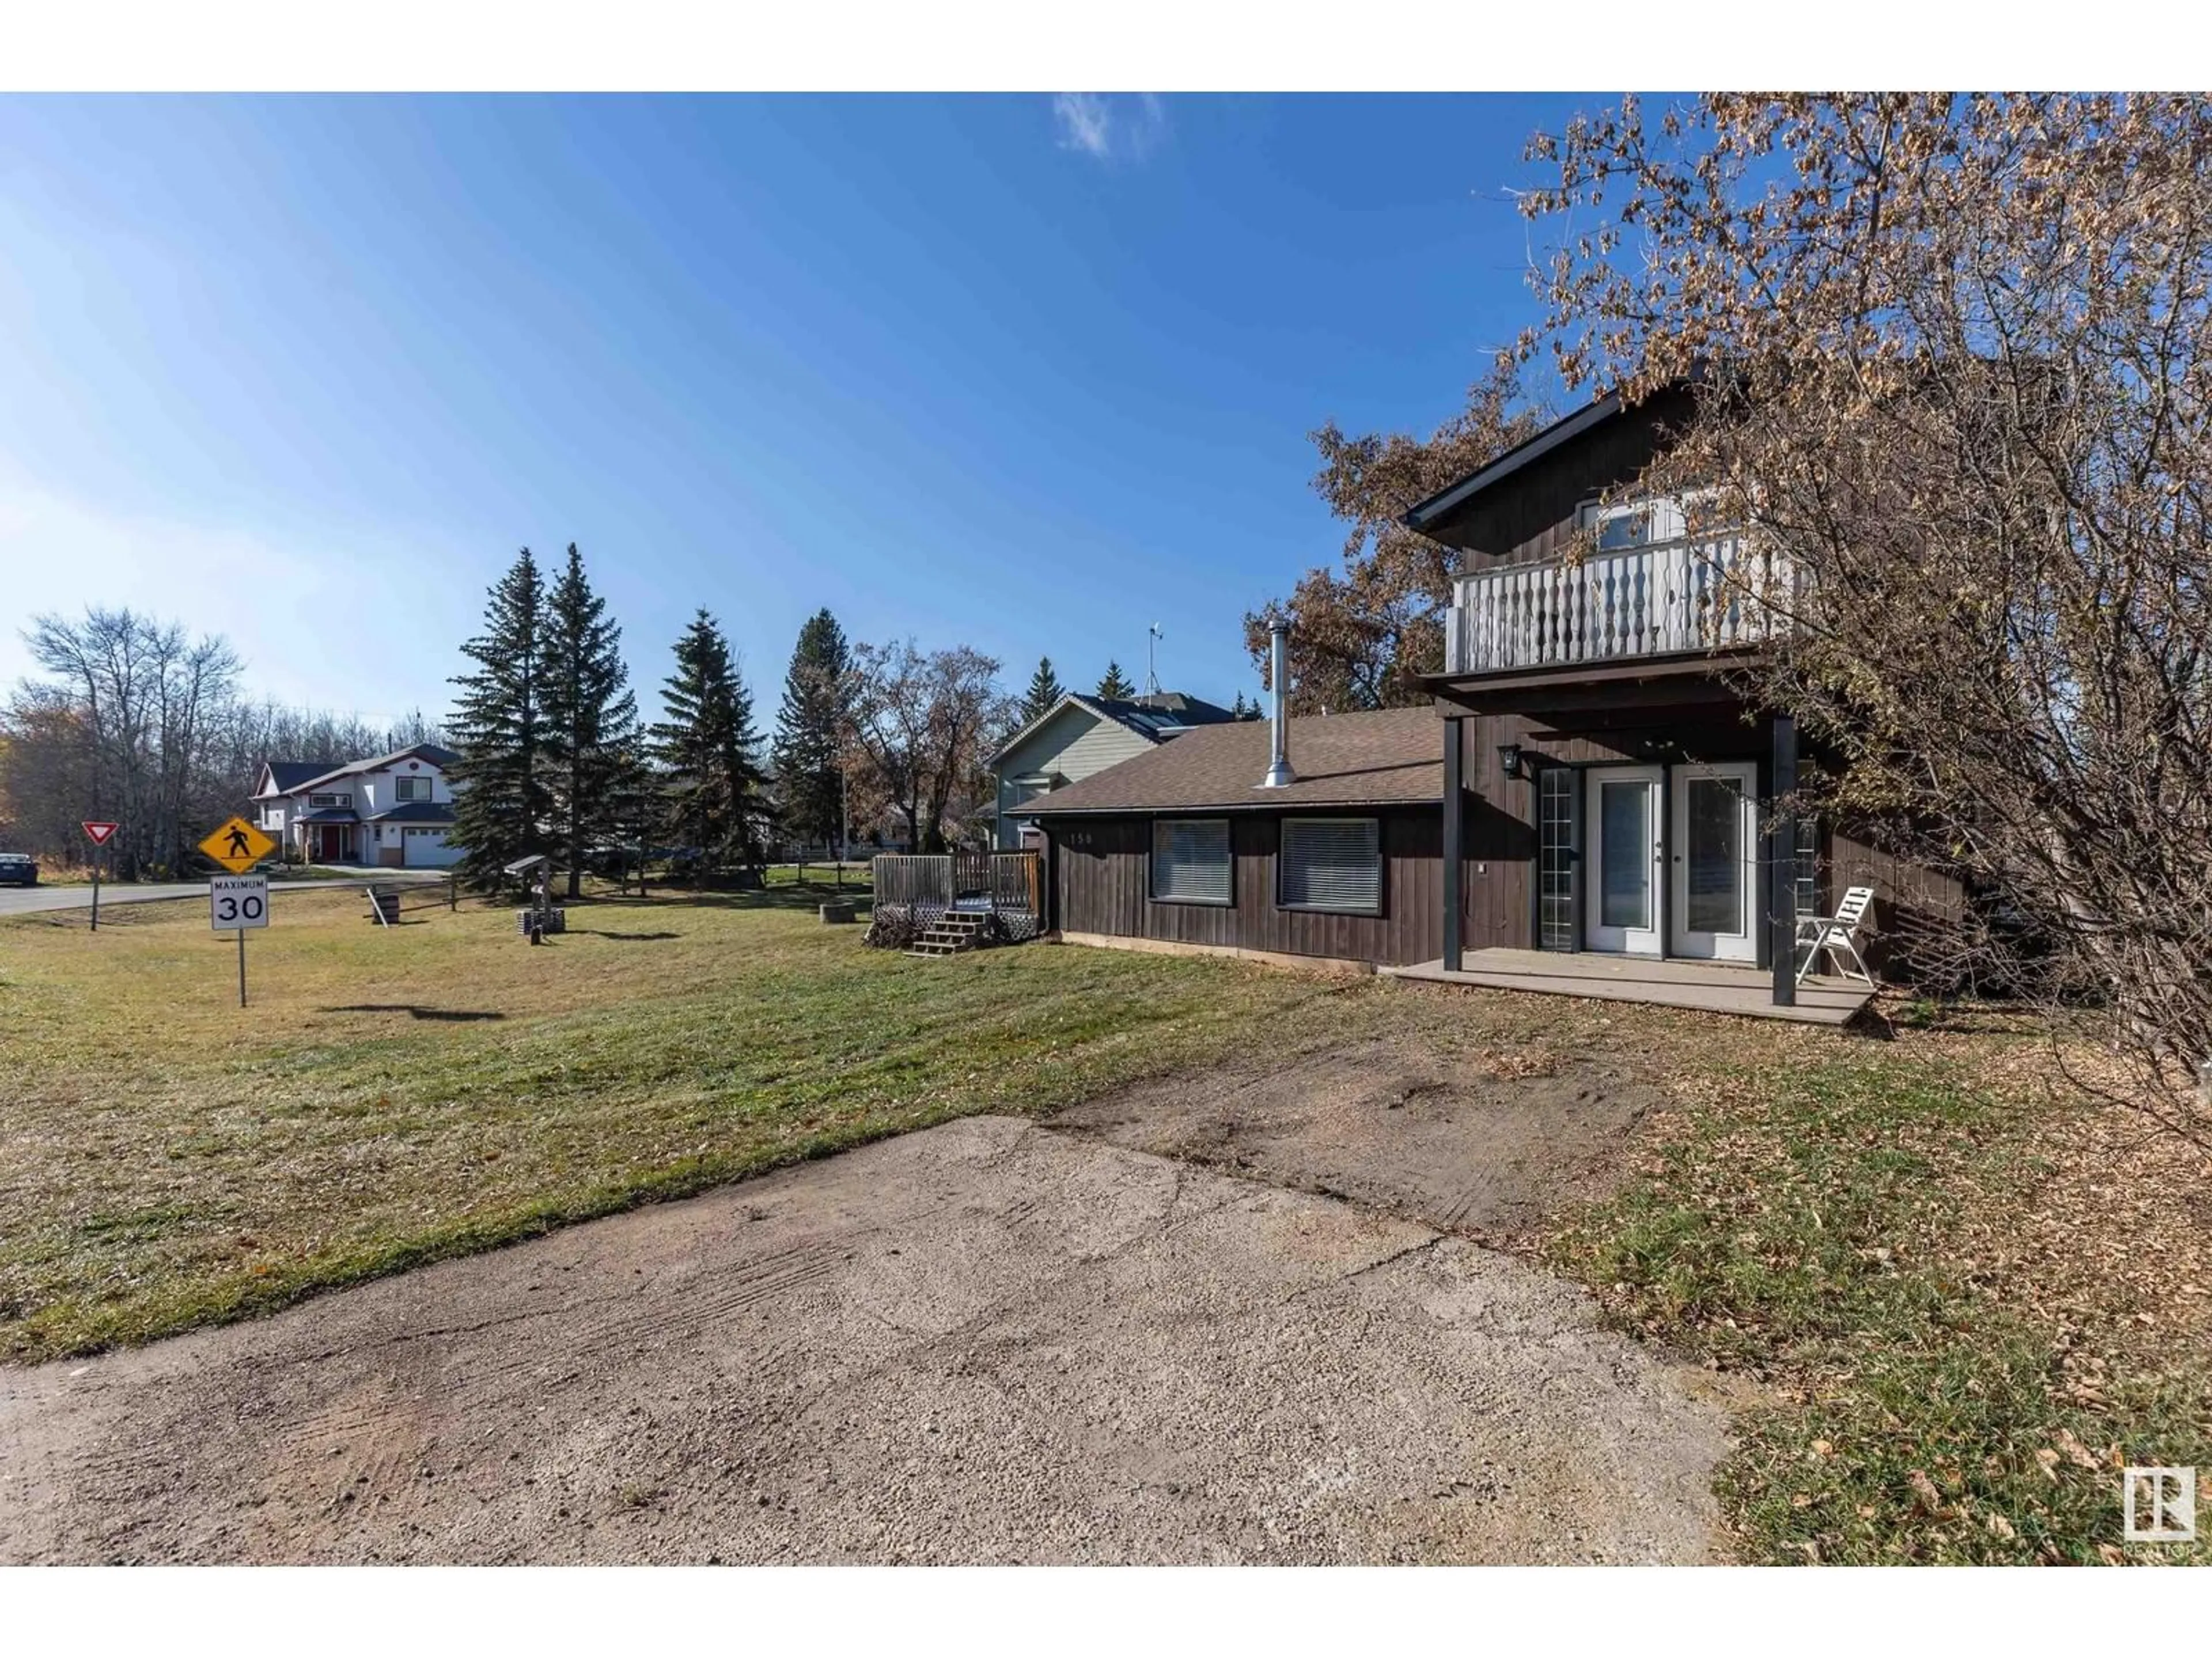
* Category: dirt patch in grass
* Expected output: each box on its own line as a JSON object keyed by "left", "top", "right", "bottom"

{"left": 1052, "top": 1035, "right": 1656, "bottom": 1239}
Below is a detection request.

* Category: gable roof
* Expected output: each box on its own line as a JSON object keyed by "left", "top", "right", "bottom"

{"left": 1401, "top": 392, "right": 1626, "bottom": 533}
{"left": 987, "top": 691, "right": 1239, "bottom": 771}
{"left": 255, "top": 760, "right": 329, "bottom": 797}
{"left": 1027, "top": 707, "right": 1442, "bottom": 815}
{"left": 1402, "top": 375, "right": 1717, "bottom": 546}
{"left": 285, "top": 743, "right": 462, "bottom": 797}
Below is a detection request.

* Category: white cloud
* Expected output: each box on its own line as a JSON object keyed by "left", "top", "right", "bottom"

{"left": 1052, "top": 93, "right": 1168, "bottom": 162}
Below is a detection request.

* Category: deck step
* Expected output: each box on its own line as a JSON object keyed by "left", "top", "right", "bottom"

{"left": 904, "top": 912, "right": 992, "bottom": 959}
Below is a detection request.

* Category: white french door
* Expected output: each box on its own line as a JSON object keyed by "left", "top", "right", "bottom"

{"left": 1668, "top": 762, "right": 1759, "bottom": 963}
{"left": 1584, "top": 766, "right": 1663, "bottom": 955}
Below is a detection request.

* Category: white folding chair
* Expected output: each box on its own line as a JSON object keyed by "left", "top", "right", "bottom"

{"left": 1794, "top": 884, "right": 1876, "bottom": 986}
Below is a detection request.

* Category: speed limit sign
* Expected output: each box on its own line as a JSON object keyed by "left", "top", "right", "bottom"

{"left": 210, "top": 874, "right": 270, "bottom": 931}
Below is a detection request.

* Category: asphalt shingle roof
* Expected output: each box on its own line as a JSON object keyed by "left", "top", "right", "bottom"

{"left": 365, "top": 801, "right": 456, "bottom": 823}
{"left": 988, "top": 691, "right": 1240, "bottom": 768}
{"left": 1027, "top": 707, "right": 1442, "bottom": 814}
{"left": 258, "top": 761, "right": 329, "bottom": 795}
{"left": 289, "top": 743, "right": 462, "bottom": 796}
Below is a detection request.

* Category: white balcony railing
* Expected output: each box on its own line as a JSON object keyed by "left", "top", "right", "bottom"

{"left": 1443, "top": 535, "right": 1793, "bottom": 676}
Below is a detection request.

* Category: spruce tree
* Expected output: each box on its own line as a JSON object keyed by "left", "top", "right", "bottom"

{"left": 650, "top": 610, "right": 762, "bottom": 885}
{"left": 769, "top": 608, "right": 849, "bottom": 856}
{"left": 540, "top": 543, "right": 640, "bottom": 899}
{"left": 1096, "top": 660, "right": 1135, "bottom": 700}
{"left": 448, "top": 548, "right": 549, "bottom": 889}
{"left": 1020, "top": 656, "right": 1065, "bottom": 725}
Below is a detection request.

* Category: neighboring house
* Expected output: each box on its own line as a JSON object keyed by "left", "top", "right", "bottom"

{"left": 249, "top": 743, "right": 465, "bottom": 869}
{"left": 1029, "top": 388, "right": 1959, "bottom": 1014}
{"left": 987, "top": 691, "right": 1239, "bottom": 849}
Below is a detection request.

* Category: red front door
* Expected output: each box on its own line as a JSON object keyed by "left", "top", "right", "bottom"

{"left": 319, "top": 825, "right": 344, "bottom": 861}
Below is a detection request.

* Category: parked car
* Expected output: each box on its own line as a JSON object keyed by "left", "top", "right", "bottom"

{"left": 0, "top": 852, "right": 38, "bottom": 887}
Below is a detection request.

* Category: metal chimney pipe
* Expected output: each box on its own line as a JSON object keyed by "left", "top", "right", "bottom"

{"left": 1261, "top": 624, "right": 1296, "bottom": 788}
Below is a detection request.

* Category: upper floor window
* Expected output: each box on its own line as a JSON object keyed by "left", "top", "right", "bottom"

{"left": 309, "top": 792, "right": 351, "bottom": 809}
{"left": 1578, "top": 497, "right": 1690, "bottom": 552}
{"left": 395, "top": 776, "right": 434, "bottom": 802}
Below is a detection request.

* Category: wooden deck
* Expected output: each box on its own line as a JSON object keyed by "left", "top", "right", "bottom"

{"left": 1385, "top": 948, "right": 1874, "bottom": 1027}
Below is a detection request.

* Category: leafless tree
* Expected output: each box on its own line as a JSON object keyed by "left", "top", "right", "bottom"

{"left": 840, "top": 640, "right": 1009, "bottom": 854}
{"left": 1521, "top": 93, "right": 2212, "bottom": 1142}
{"left": 16, "top": 609, "right": 239, "bottom": 878}
{"left": 2, "top": 609, "right": 445, "bottom": 875}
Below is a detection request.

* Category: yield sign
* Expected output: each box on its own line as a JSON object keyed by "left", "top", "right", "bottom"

{"left": 81, "top": 820, "right": 119, "bottom": 846}
{"left": 198, "top": 815, "right": 277, "bottom": 874}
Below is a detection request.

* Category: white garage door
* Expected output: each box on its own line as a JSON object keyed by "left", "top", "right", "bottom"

{"left": 402, "top": 827, "right": 461, "bottom": 868}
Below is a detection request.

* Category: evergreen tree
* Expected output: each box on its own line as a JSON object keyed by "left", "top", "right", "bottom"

{"left": 1096, "top": 660, "right": 1135, "bottom": 700}
{"left": 1020, "top": 656, "right": 1065, "bottom": 725}
{"left": 769, "top": 608, "right": 849, "bottom": 855}
{"left": 603, "top": 738, "right": 660, "bottom": 893}
{"left": 1231, "top": 691, "right": 1252, "bottom": 719}
{"left": 650, "top": 610, "right": 762, "bottom": 885}
{"left": 540, "top": 543, "right": 640, "bottom": 899}
{"left": 448, "top": 548, "right": 549, "bottom": 889}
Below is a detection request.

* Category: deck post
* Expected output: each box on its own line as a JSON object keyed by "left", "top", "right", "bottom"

{"left": 1768, "top": 711, "right": 1797, "bottom": 1006}
{"left": 1441, "top": 715, "right": 1464, "bottom": 972}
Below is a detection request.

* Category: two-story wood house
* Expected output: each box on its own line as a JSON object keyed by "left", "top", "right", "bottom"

{"left": 1030, "top": 390, "right": 1957, "bottom": 1023}
{"left": 249, "top": 743, "right": 465, "bottom": 868}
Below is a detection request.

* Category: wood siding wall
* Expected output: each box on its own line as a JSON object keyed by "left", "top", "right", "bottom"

{"left": 1457, "top": 706, "right": 1768, "bottom": 950}
{"left": 1827, "top": 826, "right": 1967, "bottom": 977}
{"left": 1437, "top": 386, "right": 1697, "bottom": 567}
{"left": 1456, "top": 707, "right": 1960, "bottom": 975}
{"left": 1046, "top": 808, "right": 1445, "bottom": 967}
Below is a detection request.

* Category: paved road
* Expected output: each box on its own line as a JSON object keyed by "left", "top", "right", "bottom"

{"left": 0, "top": 870, "right": 451, "bottom": 919}
{"left": 0, "top": 1118, "right": 1731, "bottom": 1565}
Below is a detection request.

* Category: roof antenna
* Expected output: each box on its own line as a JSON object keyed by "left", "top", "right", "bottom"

{"left": 1146, "top": 623, "right": 1163, "bottom": 698}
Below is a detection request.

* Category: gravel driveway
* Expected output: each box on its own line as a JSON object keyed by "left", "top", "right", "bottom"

{"left": 0, "top": 1115, "right": 1729, "bottom": 1565}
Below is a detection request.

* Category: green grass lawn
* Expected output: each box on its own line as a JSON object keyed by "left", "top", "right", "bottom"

{"left": 3, "top": 882, "right": 2203, "bottom": 1564}
{"left": 0, "top": 883, "right": 1338, "bottom": 1362}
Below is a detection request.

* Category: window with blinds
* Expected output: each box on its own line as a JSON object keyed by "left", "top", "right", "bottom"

{"left": 1150, "top": 818, "right": 1232, "bottom": 904}
{"left": 1278, "top": 817, "right": 1382, "bottom": 914}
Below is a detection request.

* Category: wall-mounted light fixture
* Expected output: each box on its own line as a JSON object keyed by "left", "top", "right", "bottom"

{"left": 1497, "top": 743, "right": 1525, "bottom": 781}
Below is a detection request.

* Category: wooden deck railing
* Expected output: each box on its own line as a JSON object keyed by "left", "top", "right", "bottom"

{"left": 1445, "top": 535, "right": 1794, "bottom": 676}
{"left": 873, "top": 851, "right": 1041, "bottom": 916}
{"left": 873, "top": 853, "right": 954, "bottom": 909}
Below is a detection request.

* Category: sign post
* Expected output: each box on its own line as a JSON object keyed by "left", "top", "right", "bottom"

{"left": 209, "top": 874, "right": 269, "bottom": 1006}
{"left": 81, "top": 821, "right": 118, "bottom": 931}
{"left": 199, "top": 819, "right": 278, "bottom": 1009}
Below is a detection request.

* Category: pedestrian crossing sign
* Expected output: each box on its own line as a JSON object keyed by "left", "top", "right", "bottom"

{"left": 200, "top": 815, "right": 276, "bottom": 874}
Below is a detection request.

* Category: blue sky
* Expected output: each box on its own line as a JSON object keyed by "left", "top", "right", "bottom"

{"left": 0, "top": 94, "right": 1597, "bottom": 725}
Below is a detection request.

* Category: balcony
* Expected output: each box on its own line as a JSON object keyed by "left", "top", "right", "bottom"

{"left": 1442, "top": 534, "right": 1793, "bottom": 678}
